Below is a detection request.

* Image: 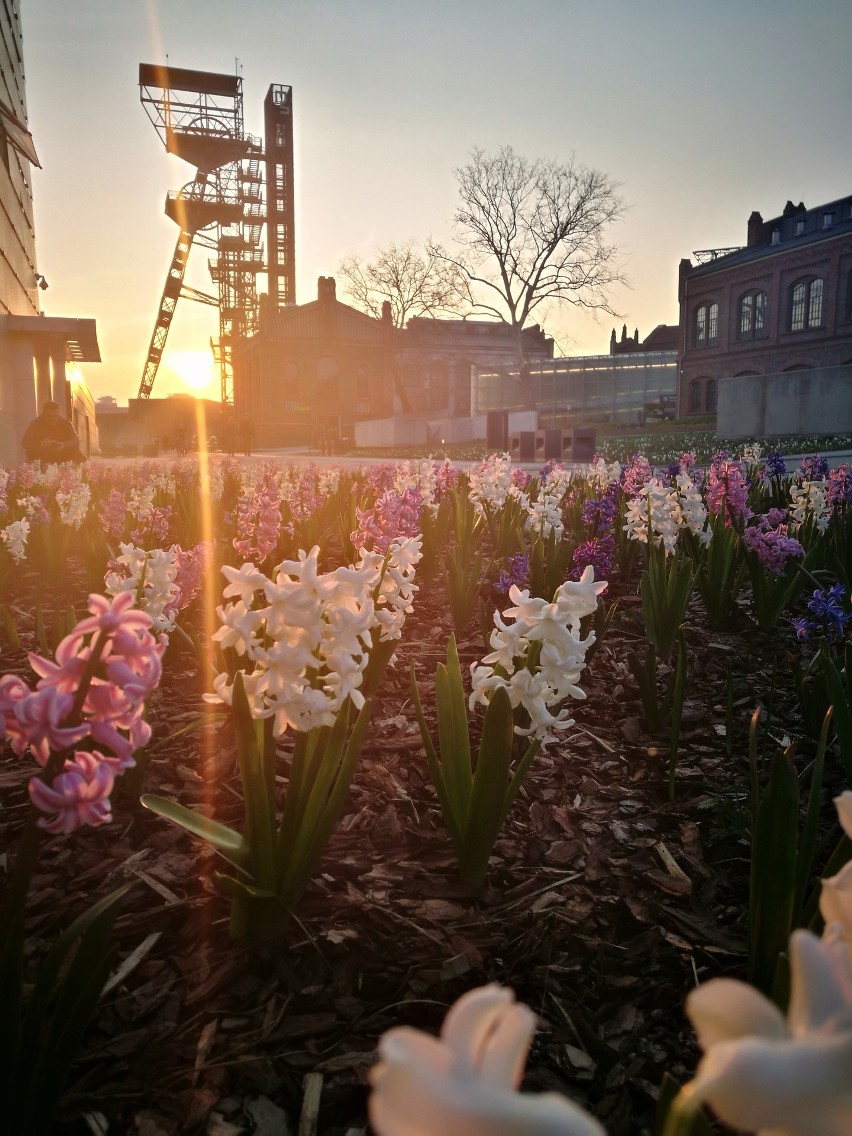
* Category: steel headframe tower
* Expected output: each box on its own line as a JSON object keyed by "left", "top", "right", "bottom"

{"left": 137, "top": 64, "right": 265, "bottom": 404}
{"left": 264, "top": 84, "right": 296, "bottom": 309}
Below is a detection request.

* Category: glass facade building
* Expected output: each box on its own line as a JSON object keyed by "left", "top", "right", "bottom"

{"left": 472, "top": 351, "right": 677, "bottom": 427}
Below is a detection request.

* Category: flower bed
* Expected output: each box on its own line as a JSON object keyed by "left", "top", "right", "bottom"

{"left": 1, "top": 450, "right": 850, "bottom": 1135}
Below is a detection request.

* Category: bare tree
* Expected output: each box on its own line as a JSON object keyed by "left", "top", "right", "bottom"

{"left": 433, "top": 146, "right": 626, "bottom": 404}
{"left": 338, "top": 239, "right": 470, "bottom": 328}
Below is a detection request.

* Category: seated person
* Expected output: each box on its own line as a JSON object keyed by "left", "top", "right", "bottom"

{"left": 21, "top": 401, "right": 85, "bottom": 463}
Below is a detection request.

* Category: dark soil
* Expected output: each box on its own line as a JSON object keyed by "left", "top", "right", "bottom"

{"left": 0, "top": 550, "right": 838, "bottom": 1136}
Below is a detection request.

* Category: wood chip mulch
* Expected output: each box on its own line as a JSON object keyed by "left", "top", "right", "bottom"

{"left": 1, "top": 555, "right": 836, "bottom": 1136}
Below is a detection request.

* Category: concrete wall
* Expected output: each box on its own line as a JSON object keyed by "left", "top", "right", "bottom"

{"left": 717, "top": 365, "right": 852, "bottom": 438}
{"left": 354, "top": 409, "right": 539, "bottom": 448}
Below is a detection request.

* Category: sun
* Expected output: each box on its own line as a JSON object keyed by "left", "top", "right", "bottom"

{"left": 165, "top": 349, "right": 215, "bottom": 393}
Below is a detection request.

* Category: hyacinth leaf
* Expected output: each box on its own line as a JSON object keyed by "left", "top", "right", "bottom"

{"left": 657, "top": 1078, "right": 715, "bottom": 1136}
{"left": 822, "top": 642, "right": 852, "bottom": 783}
{"left": 436, "top": 634, "right": 473, "bottom": 823}
{"left": 459, "top": 684, "right": 515, "bottom": 886}
{"left": 9, "top": 883, "right": 130, "bottom": 1133}
{"left": 410, "top": 663, "right": 463, "bottom": 846}
{"left": 213, "top": 873, "right": 277, "bottom": 901}
{"left": 279, "top": 700, "right": 372, "bottom": 908}
{"left": 0, "top": 602, "right": 20, "bottom": 648}
{"left": 232, "top": 671, "right": 276, "bottom": 891}
{"left": 141, "top": 795, "right": 250, "bottom": 871}
{"left": 503, "top": 735, "right": 542, "bottom": 818}
{"left": 793, "top": 708, "right": 831, "bottom": 923}
{"left": 748, "top": 746, "right": 799, "bottom": 999}
{"left": 279, "top": 702, "right": 352, "bottom": 877}
{"left": 35, "top": 602, "right": 49, "bottom": 657}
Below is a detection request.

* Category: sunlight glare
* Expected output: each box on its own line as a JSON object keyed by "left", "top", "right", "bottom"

{"left": 166, "top": 349, "right": 216, "bottom": 393}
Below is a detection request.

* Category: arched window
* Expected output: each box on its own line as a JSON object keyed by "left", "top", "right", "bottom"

{"left": 689, "top": 380, "right": 701, "bottom": 413}
{"left": 738, "top": 291, "right": 767, "bottom": 339}
{"left": 705, "top": 379, "right": 717, "bottom": 413}
{"left": 790, "top": 278, "right": 824, "bottom": 331}
{"left": 316, "top": 356, "right": 339, "bottom": 399}
{"left": 693, "top": 303, "right": 719, "bottom": 347}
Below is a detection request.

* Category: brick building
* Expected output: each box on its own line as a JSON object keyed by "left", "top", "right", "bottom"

{"left": 0, "top": 0, "right": 100, "bottom": 464}
{"left": 677, "top": 195, "right": 852, "bottom": 420}
{"left": 233, "top": 276, "right": 396, "bottom": 448}
{"left": 232, "top": 276, "right": 554, "bottom": 447}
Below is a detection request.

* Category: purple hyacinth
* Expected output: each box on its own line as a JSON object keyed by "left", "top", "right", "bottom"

{"left": 742, "top": 511, "right": 804, "bottom": 575}
{"left": 582, "top": 494, "right": 618, "bottom": 535}
{"left": 493, "top": 551, "right": 530, "bottom": 598}
{"left": 827, "top": 465, "right": 852, "bottom": 508}
{"left": 764, "top": 450, "right": 787, "bottom": 480}
{"left": 799, "top": 453, "right": 830, "bottom": 480}
{"left": 791, "top": 584, "right": 852, "bottom": 642}
{"left": 571, "top": 535, "right": 614, "bottom": 584}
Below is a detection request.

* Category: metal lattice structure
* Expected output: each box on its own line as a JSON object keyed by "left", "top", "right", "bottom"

{"left": 138, "top": 64, "right": 289, "bottom": 404}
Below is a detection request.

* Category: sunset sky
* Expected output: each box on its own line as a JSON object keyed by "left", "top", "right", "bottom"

{"left": 22, "top": 0, "right": 852, "bottom": 404}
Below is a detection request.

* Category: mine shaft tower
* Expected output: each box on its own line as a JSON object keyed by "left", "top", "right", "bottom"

{"left": 137, "top": 64, "right": 295, "bottom": 404}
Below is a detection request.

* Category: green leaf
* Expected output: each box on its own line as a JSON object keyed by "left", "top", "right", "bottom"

{"left": 823, "top": 645, "right": 852, "bottom": 783}
{"left": 232, "top": 672, "right": 277, "bottom": 889}
{"left": 410, "top": 664, "right": 462, "bottom": 846}
{"left": 749, "top": 747, "right": 799, "bottom": 998}
{"left": 793, "top": 708, "right": 831, "bottom": 922}
{"left": 436, "top": 635, "right": 473, "bottom": 822}
{"left": 460, "top": 685, "right": 515, "bottom": 886}
{"left": 141, "top": 794, "right": 250, "bottom": 871}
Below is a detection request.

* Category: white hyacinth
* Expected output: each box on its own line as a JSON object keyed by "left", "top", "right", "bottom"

{"left": 105, "top": 543, "right": 181, "bottom": 633}
{"left": 468, "top": 452, "right": 526, "bottom": 516}
{"left": 1, "top": 518, "right": 30, "bottom": 561}
{"left": 526, "top": 490, "right": 564, "bottom": 541}
{"left": 207, "top": 541, "right": 419, "bottom": 736}
{"left": 56, "top": 482, "right": 91, "bottom": 528}
{"left": 676, "top": 471, "right": 711, "bottom": 544}
{"left": 469, "top": 566, "right": 606, "bottom": 743}
{"left": 623, "top": 477, "right": 684, "bottom": 555}
{"left": 790, "top": 479, "right": 830, "bottom": 533}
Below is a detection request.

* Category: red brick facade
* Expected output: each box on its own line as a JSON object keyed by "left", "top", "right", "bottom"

{"left": 677, "top": 196, "right": 852, "bottom": 418}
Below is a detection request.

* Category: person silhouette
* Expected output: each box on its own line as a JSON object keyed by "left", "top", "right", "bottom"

{"left": 21, "top": 401, "right": 85, "bottom": 463}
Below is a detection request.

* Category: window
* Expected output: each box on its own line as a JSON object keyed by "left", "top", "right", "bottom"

{"left": 707, "top": 303, "right": 718, "bottom": 344}
{"left": 738, "top": 291, "right": 767, "bottom": 339}
{"left": 694, "top": 307, "right": 706, "bottom": 347}
{"left": 689, "top": 380, "right": 701, "bottom": 413}
{"left": 791, "top": 277, "right": 824, "bottom": 331}
{"left": 845, "top": 271, "right": 852, "bottom": 323}
{"left": 705, "top": 380, "right": 717, "bottom": 413}
{"left": 693, "top": 303, "right": 719, "bottom": 347}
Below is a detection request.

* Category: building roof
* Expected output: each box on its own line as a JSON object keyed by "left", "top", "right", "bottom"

{"left": 686, "top": 194, "right": 852, "bottom": 278}
{"left": 5, "top": 315, "right": 100, "bottom": 361}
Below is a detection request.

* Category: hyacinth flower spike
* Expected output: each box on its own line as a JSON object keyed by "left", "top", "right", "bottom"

{"left": 369, "top": 985, "right": 605, "bottom": 1136}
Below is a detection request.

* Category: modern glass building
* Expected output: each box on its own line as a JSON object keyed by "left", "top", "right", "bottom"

{"left": 472, "top": 350, "right": 677, "bottom": 427}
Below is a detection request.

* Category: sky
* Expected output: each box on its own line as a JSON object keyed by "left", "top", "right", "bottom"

{"left": 22, "top": 0, "right": 852, "bottom": 404}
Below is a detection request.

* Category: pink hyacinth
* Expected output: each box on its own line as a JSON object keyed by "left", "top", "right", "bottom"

{"left": 2, "top": 591, "right": 164, "bottom": 831}
{"left": 706, "top": 456, "right": 750, "bottom": 526}
{"left": 233, "top": 473, "right": 281, "bottom": 560}
{"left": 173, "top": 541, "right": 212, "bottom": 611}
{"left": 351, "top": 487, "right": 423, "bottom": 553}
{"left": 28, "top": 751, "right": 115, "bottom": 834}
{"left": 622, "top": 453, "right": 654, "bottom": 498}
{"left": 742, "top": 510, "right": 805, "bottom": 575}
{"left": 103, "top": 488, "right": 127, "bottom": 538}
{"left": 9, "top": 686, "right": 90, "bottom": 765}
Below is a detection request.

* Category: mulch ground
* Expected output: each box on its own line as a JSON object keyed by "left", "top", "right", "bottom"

{"left": 0, "top": 551, "right": 834, "bottom": 1136}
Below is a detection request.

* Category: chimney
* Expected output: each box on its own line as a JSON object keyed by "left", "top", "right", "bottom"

{"left": 747, "top": 210, "right": 763, "bottom": 247}
{"left": 318, "top": 276, "right": 336, "bottom": 303}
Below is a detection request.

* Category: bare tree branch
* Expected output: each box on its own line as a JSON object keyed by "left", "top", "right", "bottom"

{"left": 337, "top": 239, "right": 471, "bottom": 328}
{"left": 433, "top": 146, "right": 627, "bottom": 404}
